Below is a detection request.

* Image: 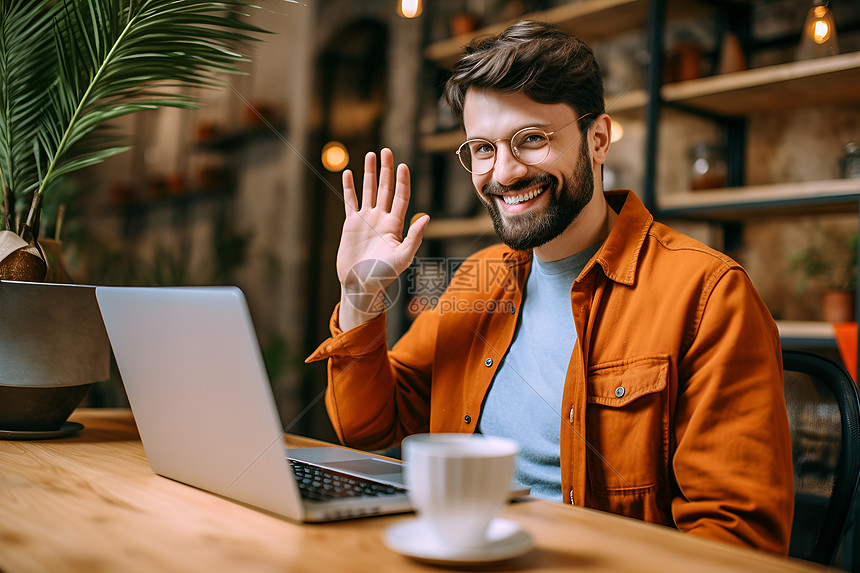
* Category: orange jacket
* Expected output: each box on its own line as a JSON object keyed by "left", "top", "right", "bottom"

{"left": 307, "top": 190, "right": 793, "bottom": 554}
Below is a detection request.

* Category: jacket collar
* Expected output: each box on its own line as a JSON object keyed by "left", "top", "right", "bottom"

{"left": 501, "top": 190, "right": 653, "bottom": 287}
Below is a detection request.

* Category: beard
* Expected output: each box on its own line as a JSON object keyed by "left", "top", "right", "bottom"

{"left": 479, "top": 138, "right": 594, "bottom": 252}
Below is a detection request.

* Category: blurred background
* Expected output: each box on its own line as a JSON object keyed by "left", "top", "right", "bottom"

{"left": 51, "top": 0, "right": 860, "bottom": 441}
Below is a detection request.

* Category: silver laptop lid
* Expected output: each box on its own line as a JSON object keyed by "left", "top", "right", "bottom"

{"left": 95, "top": 286, "right": 304, "bottom": 521}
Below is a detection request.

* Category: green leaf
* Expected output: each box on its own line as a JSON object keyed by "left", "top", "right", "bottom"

{"left": 0, "top": 1, "right": 61, "bottom": 200}
{"left": 2, "top": 0, "right": 269, "bottom": 237}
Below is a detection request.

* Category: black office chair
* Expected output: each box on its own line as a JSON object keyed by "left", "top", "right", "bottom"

{"left": 783, "top": 349, "right": 860, "bottom": 566}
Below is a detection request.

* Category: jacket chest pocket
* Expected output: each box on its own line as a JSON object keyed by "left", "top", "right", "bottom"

{"left": 585, "top": 355, "right": 670, "bottom": 494}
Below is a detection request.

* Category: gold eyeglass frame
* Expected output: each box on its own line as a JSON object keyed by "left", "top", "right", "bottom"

{"left": 455, "top": 113, "right": 592, "bottom": 175}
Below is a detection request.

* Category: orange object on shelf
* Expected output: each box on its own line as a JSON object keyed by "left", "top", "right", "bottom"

{"left": 833, "top": 322, "right": 857, "bottom": 382}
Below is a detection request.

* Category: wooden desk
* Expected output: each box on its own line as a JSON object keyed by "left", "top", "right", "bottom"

{"left": 0, "top": 409, "right": 832, "bottom": 573}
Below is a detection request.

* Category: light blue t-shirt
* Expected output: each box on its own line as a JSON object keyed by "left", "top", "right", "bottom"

{"left": 477, "top": 244, "right": 600, "bottom": 501}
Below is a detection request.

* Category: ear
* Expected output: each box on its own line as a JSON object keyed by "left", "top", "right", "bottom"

{"left": 589, "top": 113, "right": 612, "bottom": 166}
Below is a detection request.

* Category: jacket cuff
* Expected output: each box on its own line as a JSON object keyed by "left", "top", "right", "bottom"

{"left": 305, "top": 303, "right": 387, "bottom": 362}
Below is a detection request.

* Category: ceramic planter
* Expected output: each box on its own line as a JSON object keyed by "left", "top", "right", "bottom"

{"left": 0, "top": 281, "right": 110, "bottom": 432}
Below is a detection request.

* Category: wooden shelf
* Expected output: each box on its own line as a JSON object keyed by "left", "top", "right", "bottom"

{"left": 425, "top": 0, "right": 641, "bottom": 66}
{"left": 613, "top": 52, "right": 860, "bottom": 118}
{"left": 421, "top": 178, "right": 860, "bottom": 237}
{"left": 777, "top": 320, "right": 837, "bottom": 348}
{"left": 662, "top": 51, "right": 860, "bottom": 116}
{"left": 424, "top": 214, "right": 493, "bottom": 239}
{"left": 197, "top": 124, "right": 286, "bottom": 152}
{"left": 657, "top": 178, "right": 860, "bottom": 219}
{"left": 424, "top": 0, "right": 710, "bottom": 67}
{"left": 419, "top": 130, "right": 464, "bottom": 154}
{"left": 607, "top": 89, "right": 648, "bottom": 116}
{"left": 110, "top": 186, "right": 235, "bottom": 212}
{"left": 426, "top": 180, "right": 859, "bottom": 235}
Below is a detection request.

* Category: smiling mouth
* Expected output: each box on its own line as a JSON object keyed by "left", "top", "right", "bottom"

{"left": 501, "top": 186, "right": 546, "bottom": 205}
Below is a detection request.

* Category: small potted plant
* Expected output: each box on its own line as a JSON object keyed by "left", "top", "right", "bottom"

{"left": 0, "top": 0, "right": 274, "bottom": 435}
{"left": 790, "top": 230, "right": 858, "bottom": 323}
{"left": 0, "top": 0, "right": 272, "bottom": 281}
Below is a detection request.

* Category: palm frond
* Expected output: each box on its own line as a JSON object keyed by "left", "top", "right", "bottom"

{"left": 0, "top": 0, "right": 62, "bottom": 229}
{"left": 19, "top": 0, "right": 268, "bottom": 235}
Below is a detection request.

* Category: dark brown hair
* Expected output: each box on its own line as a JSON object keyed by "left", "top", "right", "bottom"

{"left": 444, "top": 20, "right": 604, "bottom": 132}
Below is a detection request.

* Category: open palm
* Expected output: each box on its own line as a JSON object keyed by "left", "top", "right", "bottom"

{"left": 336, "top": 149, "right": 429, "bottom": 330}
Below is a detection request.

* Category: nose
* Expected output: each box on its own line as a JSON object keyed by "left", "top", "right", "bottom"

{"left": 491, "top": 143, "right": 528, "bottom": 186}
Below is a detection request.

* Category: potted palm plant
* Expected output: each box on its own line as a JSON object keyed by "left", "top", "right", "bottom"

{"left": 0, "top": 0, "right": 273, "bottom": 280}
{"left": 0, "top": 0, "right": 275, "bottom": 435}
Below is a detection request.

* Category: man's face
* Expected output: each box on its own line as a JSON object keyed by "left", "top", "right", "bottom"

{"left": 462, "top": 89, "right": 594, "bottom": 252}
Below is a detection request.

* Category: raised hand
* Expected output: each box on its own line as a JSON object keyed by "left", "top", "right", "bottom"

{"left": 337, "top": 148, "right": 429, "bottom": 332}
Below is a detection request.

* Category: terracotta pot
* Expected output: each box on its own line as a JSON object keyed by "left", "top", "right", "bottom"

{"left": 450, "top": 13, "right": 476, "bottom": 36}
{"left": 39, "top": 238, "right": 73, "bottom": 283}
{"left": 717, "top": 32, "right": 747, "bottom": 74}
{"left": 822, "top": 290, "right": 856, "bottom": 323}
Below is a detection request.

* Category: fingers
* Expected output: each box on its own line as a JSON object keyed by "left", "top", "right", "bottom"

{"left": 390, "top": 162, "right": 411, "bottom": 222}
{"left": 361, "top": 151, "right": 377, "bottom": 210}
{"left": 396, "top": 212, "right": 430, "bottom": 267}
{"left": 377, "top": 148, "right": 396, "bottom": 212}
{"left": 342, "top": 169, "right": 358, "bottom": 217}
{"left": 353, "top": 148, "right": 410, "bottom": 217}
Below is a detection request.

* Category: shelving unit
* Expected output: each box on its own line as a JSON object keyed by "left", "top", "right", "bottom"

{"left": 661, "top": 51, "right": 860, "bottom": 115}
{"left": 659, "top": 178, "right": 860, "bottom": 219}
{"left": 423, "top": 214, "right": 493, "bottom": 240}
{"left": 413, "top": 4, "right": 859, "bottom": 566}
{"left": 777, "top": 320, "right": 839, "bottom": 349}
{"left": 416, "top": 0, "right": 860, "bottom": 357}
{"left": 656, "top": 50, "right": 860, "bottom": 222}
{"left": 419, "top": 0, "right": 660, "bottom": 240}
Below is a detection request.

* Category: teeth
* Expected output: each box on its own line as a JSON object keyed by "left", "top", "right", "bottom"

{"left": 503, "top": 187, "right": 544, "bottom": 205}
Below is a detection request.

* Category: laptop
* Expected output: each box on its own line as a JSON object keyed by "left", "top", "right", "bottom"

{"left": 95, "top": 285, "right": 412, "bottom": 522}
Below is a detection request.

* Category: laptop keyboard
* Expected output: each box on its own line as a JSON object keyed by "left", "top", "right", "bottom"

{"left": 289, "top": 459, "right": 406, "bottom": 501}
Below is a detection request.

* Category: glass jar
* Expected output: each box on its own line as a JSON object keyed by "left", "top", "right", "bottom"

{"left": 842, "top": 143, "right": 860, "bottom": 179}
{"left": 689, "top": 144, "right": 728, "bottom": 191}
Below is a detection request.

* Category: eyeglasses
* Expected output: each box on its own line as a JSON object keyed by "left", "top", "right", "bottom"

{"left": 455, "top": 113, "right": 591, "bottom": 175}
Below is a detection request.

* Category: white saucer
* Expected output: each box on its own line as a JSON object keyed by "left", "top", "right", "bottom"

{"left": 383, "top": 517, "right": 533, "bottom": 565}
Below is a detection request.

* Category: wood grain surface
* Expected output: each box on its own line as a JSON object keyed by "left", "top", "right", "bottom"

{"left": 0, "top": 409, "right": 834, "bottom": 573}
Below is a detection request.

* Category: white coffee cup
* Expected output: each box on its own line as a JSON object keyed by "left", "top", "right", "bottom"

{"left": 402, "top": 433, "right": 519, "bottom": 549}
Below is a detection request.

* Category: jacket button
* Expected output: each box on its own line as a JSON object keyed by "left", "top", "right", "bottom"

{"left": 464, "top": 415, "right": 472, "bottom": 424}
{"left": 484, "top": 357, "right": 493, "bottom": 367}
{"left": 615, "top": 386, "right": 625, "bottom": 398}
{"left": 510, "top": 306, "right": 515, "bottom": 314}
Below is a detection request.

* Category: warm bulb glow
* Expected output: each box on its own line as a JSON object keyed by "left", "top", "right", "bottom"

{"left": 797, "top": 3, "right": 839, "bottom": 60}
{"left": 322, "top": 141, "right": 349, "bottom": 172}
{"left": 398, "top": 0, "right": 422, "bottom": 18}
{"left": 610, "top": 120, "right": 624, "bottom": 143}
{"left": 813, "top": 19, "right": 831, "bottom": 44}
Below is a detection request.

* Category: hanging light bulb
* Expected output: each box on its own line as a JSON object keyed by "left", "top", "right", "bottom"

{"left": 811, "top": 7, "right": 832, "bottom": 43}
{"left": 797, "top": 0, "right": 839, "bottom": 60}
{"left": 397, "top": 0, "right": 422, "bottom": 19}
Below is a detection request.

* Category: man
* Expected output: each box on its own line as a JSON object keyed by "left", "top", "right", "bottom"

{"left": 307, "top": 21, "right": 793, "bottom": 554}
